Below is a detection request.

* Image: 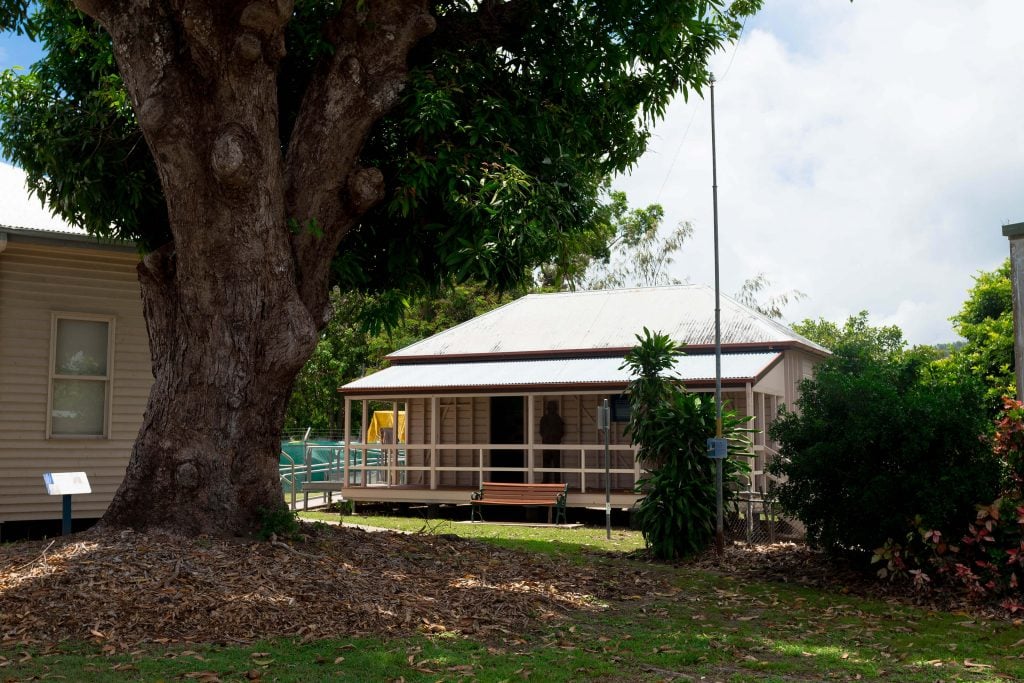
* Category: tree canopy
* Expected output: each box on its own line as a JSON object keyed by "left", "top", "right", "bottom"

{"left": 945, "top": 259, "right": 1013, "bottom": 411}
{"left": 1, "top": 0, "right": 759, "bottom": 298}
{"left": 792, "top": 311, "right": 907, "bottom": 363}
{"left": 575, "top": 189, "right": 692, "bottom": 290}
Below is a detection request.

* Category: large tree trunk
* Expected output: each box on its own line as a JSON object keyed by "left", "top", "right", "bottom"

{"left": 76, "top": 0, "right": 434, "bottom": 535}
{"left": 102, "top": 224, "right": 318, "bottom": 534}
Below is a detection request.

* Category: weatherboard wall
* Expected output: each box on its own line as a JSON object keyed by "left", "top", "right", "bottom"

{"left": 0, "top": 239, "right": 151, "bottom": 523}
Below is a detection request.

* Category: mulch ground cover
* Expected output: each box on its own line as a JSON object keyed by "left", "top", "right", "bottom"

{"left": 0, "top": 523, "right": 657, "bottom": 649}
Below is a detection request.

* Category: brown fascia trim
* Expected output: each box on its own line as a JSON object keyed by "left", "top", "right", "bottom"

{"left": 758, "top": 352, "right": 786, "bottom": 378}
{"left": 339, "top": 376, "right": 761, "bottom": 397}
{"left": 0, "top": 225, "right": 137, "bottom": 253}
{"left": 385, "top": 346, "right": 634, "bottom": 364}
{"left": 387, "top": 340, "right": 826, "bottom": 364}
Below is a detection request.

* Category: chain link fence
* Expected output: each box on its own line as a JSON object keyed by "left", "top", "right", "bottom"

{"left": 725, "top": 492, "right": 805, "bottom": 545}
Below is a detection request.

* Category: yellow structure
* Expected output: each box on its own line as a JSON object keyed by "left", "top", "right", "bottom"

{"left": 366, "top": 410, "right": 406, "bottom": 443}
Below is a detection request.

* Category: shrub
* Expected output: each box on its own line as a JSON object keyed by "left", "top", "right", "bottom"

{"left": 257, "top": 506, "right": 301, "bottom": 541}
{"left": 625, "top": 329, "right": 752, "bottom": 560}
{"left": 872, "top": 399, "right": 1024, "bottom": 607}
{"left": 769, "top": 348, "right": 1000, "bottom": 558}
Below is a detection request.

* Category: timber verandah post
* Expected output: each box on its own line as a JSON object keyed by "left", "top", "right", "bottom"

{"left": 430, "top": 395, "right": 439, "bottom": 490}
{"left": 527, "top": 395, "right": 536, "bottom": 484}
{"left": 343, "top": 397, "right": 351, "bottom": 486}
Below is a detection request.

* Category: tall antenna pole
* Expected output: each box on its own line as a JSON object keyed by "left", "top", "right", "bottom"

{"left": 710, "top": 74, "right": 725, "bottom": 555}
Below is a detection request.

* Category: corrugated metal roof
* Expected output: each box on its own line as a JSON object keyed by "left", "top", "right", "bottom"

{"left": 389, "top": 285, "right": 828, "bottom": 359}
{"left": 342, "top": 352, "right": 781, "bottom": 394}
{"left": 0, "top": 163, "right": 82, "bottom": 234}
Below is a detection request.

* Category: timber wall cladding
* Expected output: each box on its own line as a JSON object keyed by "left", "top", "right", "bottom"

{"left": 0, "top": 241, "right": 151, "bottom": 522}
{"left": 405, "top": 396, "right": 488, "bottom": 487}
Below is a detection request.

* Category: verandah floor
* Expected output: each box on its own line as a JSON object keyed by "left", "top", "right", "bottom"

{"left": 301, "top": 482, "right": 641, "bottom": 508}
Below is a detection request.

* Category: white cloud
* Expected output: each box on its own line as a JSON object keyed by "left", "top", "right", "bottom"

{"left": 615, "top": 0, "right": 1022, "bottom": 344}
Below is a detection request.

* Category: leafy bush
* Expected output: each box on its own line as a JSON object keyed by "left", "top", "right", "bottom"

{"left": 769, "top": 345, "right": 1000, "bottom": 558}
{"left": 257, "top": 506, "right": 301, "bottom": 541}
{"left": 624, "top": 329, "right": 752, "bottom": 560}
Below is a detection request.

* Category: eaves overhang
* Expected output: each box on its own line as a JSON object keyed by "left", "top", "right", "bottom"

{"left": 0, "top": 225, "right": 137, "bottom": 254}
{"left": 341, "top": 352, "right": 784, "bottom": 397}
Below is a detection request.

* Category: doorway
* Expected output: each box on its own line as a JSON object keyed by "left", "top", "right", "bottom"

{"left": 489, "top": 396, "right": 524, "bottom": 482}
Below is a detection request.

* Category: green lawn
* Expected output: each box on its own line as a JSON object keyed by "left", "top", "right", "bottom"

{"left": 300, "top": 509, "right": 647, "bottom": 557}
{"left": 4, "top": 517, "right": 1024, "bottom": 682}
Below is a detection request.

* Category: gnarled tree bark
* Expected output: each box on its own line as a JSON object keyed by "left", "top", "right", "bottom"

{"left": 73, "top": 0, "right": 434, "bottom": 534}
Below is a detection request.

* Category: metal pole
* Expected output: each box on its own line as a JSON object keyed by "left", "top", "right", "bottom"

{"left": 61, "top": 494, "right": 72, "bottom": 535}
{"left": 603, "top": 398, "right": 611, "bottom": 540}
{"left": 303, "top": 428, "right": 311, "bottom": 510}
{"left": 710, "top": 74, "right": 725, "bottom": 555}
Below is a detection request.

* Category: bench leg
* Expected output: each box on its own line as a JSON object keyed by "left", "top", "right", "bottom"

{"left": 547, "top": 507, "right": 552, "bottom": 525}
{"left": 471, "top": 504, "right": 484, "bottom": 523}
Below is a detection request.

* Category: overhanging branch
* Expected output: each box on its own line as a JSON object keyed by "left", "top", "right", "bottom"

{"left": 285, "top": 0, "right": 435, "bottom": 316}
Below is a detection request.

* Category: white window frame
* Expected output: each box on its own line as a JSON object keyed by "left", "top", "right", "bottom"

{"left": 47, "top": 312, "right": 115, "bottom": 439}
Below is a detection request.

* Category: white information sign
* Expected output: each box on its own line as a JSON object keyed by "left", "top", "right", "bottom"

{"left": 43, "top": 471, "right": 91, "bottom": 496}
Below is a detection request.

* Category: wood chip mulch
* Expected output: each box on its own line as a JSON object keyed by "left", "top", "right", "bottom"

{"left": 0, "top": 522, "right": 665, "bottom": 649}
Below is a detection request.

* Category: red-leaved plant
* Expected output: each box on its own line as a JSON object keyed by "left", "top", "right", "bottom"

{"left": 994, "top": 396, "right": 1024, "bottom": 488}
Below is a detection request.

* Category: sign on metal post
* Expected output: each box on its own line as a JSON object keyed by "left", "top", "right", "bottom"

{"left": 43, "top": 472, "right": 91, "bottom": 536}
{"left": 706, "top": 438, "right": 728, "bottom": 459}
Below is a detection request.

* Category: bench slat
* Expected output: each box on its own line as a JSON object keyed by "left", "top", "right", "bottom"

{"left": 470, "top": 481, "right": 568, "bottom": 524}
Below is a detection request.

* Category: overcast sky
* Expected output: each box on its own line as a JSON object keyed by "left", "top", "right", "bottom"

{"left": 1, "top": 2, "right": 1020, "bottom": 344}
{"left": 614, "top": 0, "right": 1022, "bottom": 344}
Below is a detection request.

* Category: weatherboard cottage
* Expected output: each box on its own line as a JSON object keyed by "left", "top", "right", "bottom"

{"left": 334, "top": 286, "right": 829, "bottom": 509}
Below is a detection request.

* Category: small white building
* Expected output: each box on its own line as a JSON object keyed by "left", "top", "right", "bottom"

{"left": 336, "top": 286, "right": 829, "bottom": 508}
{"left": 0, "top": 164, "right": 152, "bottom": 535}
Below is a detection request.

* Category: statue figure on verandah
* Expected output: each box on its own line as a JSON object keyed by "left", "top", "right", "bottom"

{"left": 539, "top": 401, "right": 565, "bottom": 483}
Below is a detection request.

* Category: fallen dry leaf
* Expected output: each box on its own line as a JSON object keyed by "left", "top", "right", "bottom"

{"left": 963, "top": 659, "right": 994, "bottom": 669}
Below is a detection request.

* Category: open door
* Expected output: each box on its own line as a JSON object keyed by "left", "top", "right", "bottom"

{"left": 489, "top": 396, "right": 524, "bottom": 482}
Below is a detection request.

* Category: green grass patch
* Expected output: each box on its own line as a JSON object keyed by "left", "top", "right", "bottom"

{"left": 299, "top": 510, "right": 647, "bottom": 558}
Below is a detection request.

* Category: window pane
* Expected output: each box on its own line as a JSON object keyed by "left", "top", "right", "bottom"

{"left": 51, "top": 379, "right": 106, "bottom": 435}
{"left": 55, "top": 319, "right": 109, "bottom": 376}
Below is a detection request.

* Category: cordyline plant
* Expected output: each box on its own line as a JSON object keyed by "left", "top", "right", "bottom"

{"left": 623, "top": 329, "right": 752, "bottom": 560}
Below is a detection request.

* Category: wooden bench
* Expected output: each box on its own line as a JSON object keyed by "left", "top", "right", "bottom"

{"left": 470, "top": 482, "right": 568, "bottom": 524}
